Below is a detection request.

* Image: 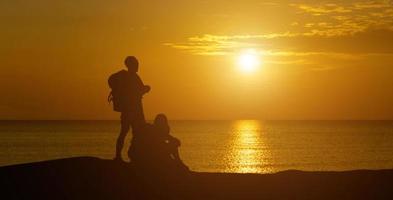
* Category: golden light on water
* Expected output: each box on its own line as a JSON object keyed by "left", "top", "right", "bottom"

{"left": 226, "top": 120, "right": 272, "bottom": 174}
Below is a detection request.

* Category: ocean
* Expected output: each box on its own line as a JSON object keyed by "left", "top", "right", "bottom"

{"left": 0, "top": 120, "right": 392, "bottom": 173}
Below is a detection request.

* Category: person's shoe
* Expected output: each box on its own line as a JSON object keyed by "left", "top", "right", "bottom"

{"left": 177, "top": 160, "right": 190, "bottom": 172}
{"left": 113, "top": 156, "right": 124, "bottom": 162}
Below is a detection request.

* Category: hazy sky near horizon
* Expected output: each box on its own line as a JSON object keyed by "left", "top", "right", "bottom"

{"left": 1, "top": 0, "right": 393, "bottom": 120}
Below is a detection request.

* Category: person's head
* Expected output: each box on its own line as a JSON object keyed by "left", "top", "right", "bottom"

{"left": 124, "top": 56, "right": 139, "bottom": 72}
{"left": 154, "top": 113, "right": 169, "bottom": 134}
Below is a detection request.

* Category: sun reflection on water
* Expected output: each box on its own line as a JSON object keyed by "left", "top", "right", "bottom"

{"left": 225, "top": 120, "right": 272, "bottom": 173}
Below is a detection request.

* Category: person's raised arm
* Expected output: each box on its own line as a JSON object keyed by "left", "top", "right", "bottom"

{"left": 136, "top": 74, "right": 150, "bottom": 95}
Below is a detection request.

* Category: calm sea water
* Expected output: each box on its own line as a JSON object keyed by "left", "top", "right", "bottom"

{"left": 0, "top": 120, "right": 393, "bottom": 173}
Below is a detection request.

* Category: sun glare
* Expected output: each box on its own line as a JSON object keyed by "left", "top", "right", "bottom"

{"left": 237, "top": 49, "right": 261, "bottom": 73}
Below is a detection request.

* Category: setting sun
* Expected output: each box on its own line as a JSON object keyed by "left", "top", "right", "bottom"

{"left": 237, "top": 49, "right": 261, "bottom": 73}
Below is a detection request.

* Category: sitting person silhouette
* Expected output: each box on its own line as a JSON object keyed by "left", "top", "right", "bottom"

{"left": 108, "top": 56, "right": 150, "bottom": 161}
{"left": 128, "top": 114, "right": 189, "bottom": 173}
{"left": 154, "top": 114, "right": 188, "bottom": 170}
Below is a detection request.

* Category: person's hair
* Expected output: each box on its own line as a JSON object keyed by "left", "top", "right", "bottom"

{"left": 154, "top": 114, "right": 170, "bottom": 134}
{"left": 124, "top": 56, "right": 139, "bottom": 70}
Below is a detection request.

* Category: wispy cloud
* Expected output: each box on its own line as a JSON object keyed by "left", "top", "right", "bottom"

{"left": 164, "top": 0, "right": 393, "bottom": 61}
{"left": 164, "top": 33, "right": 302, "bottom": 56}
{"left": 293, "top": 3, "right": 352, "bottom": 15}
{"left": 291, "top": 1, "right": 393, "bottom": 36}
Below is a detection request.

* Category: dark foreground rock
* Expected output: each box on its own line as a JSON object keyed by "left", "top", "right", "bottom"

{"left": 1, "top": 157, "right": 392, "bottom": 200}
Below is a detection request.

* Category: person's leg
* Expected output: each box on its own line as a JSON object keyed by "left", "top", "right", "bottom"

{"left": 130, "top": 101, "right": 146, "bottom": 136}
{"left": 172, "top": 147, "right": 189, "bottom": 171}
{"left": 173, "top": 149, "right": 181, "bottom": 160}
{"left": 115, "top": 112, "right": 130, "bottom": 161}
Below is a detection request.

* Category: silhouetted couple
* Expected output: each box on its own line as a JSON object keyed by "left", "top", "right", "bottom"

{"left": 108, "top": 56, "right": 188, "bottom": 173}
{"left": 129, "top": 114, "right": 189, "bottom": 173}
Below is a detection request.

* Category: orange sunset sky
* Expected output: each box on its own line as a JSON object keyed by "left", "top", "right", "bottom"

{"left": 1, "top": 0, "right": 393, "bottom": 120}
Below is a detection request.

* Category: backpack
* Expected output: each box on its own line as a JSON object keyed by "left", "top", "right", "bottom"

{"left": 108, "top": 70, "right": 128, "bottom": 112}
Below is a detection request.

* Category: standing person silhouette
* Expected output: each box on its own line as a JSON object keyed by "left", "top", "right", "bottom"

{"left": 108, "top": 56, "right": 150, "bottom": 161}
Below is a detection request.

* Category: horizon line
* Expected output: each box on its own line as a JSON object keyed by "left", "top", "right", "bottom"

{"left": 1, "top": 119, "right": 393, "bottom": 122}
